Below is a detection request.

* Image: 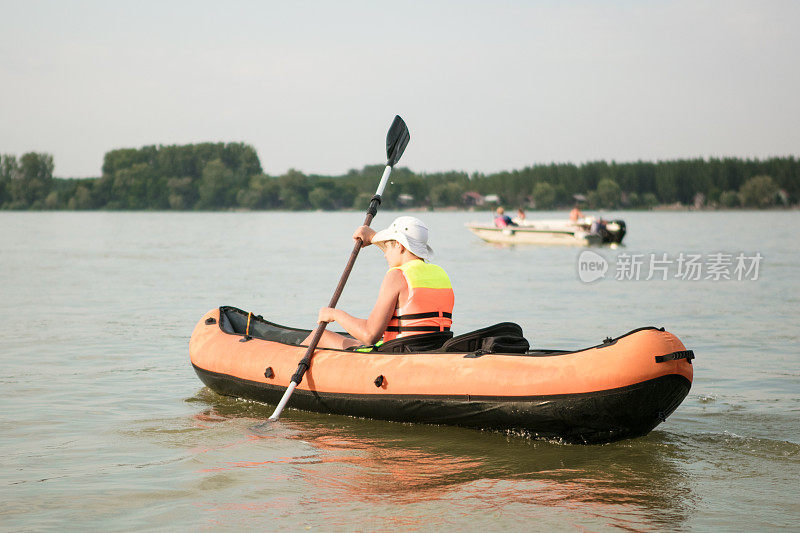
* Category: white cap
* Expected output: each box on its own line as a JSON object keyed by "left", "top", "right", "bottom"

{"left": 371, "top": 216, "right": 434, "bottom": 260}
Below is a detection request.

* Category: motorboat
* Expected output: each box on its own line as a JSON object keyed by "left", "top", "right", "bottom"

{"left": 466, "top": 216, "right": 626, "bottom": 246}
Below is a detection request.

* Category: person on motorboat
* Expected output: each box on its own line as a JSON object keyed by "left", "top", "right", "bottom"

{"left": 494, "top": 207, "right": 517, "bottom": 228}
{"left": 569, "top": 204, "right": 584, "bottom": 222}
{"left": 590, "top": 216, "right": 607, "bottom": 236}
{"left": 304, "top": 216, "right": 454, "bottom": 351}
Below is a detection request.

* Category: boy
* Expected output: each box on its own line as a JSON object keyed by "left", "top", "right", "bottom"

{"left": 305, "top": 216, "right": 454, "bottom": 350}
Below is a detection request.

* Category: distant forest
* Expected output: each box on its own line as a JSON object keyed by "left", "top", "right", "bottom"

{"left": 1, "top": 143, "right": 797, "bottom": 211}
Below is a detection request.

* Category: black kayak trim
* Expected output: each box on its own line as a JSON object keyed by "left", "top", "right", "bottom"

{"left": 216, "top": 305, "right": 673, "bottom": 356}
{"left": 193, "top": 362, "right": 691, "bottom": 444}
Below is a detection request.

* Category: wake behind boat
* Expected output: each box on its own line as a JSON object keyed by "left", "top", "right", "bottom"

{"left": 467, "top": 216, "right": 626, "bottom": 246}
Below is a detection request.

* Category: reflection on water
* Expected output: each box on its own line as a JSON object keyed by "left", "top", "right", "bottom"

{"left": 186, "top": 388, "right": 696, "bottom": 530}
{"left": 3, "top": 211, "right": 799, "bottom": 530}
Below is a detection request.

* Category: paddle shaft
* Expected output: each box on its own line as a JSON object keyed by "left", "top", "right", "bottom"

{"left": 291, "top": 205, "right": 379, "bottom": 382}
{"left": 268, "top": 165, "right": 393, "bottom": 420}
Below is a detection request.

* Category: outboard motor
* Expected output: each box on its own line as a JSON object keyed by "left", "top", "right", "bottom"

{"left": 604, "top": 219, "right": 627, "bottom": 244}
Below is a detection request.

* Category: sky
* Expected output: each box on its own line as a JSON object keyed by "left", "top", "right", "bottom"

{"left": 1, "top": 0, "right": 798, "bottom": 178}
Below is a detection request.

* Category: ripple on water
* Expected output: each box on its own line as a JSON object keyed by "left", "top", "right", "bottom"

{"left": 3, "top": 211, "right": 800, "bottom": 531}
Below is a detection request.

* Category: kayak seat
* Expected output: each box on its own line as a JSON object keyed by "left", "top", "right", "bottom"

{"left": 374, "top": 331, "right": 454, "bottom": 353}
{"left": 441, "top": 322, "right": 530, "bottom": 354}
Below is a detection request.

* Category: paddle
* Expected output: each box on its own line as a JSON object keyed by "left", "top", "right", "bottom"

{"left": 266, "top": 115, "right": 410, "bottom": 422}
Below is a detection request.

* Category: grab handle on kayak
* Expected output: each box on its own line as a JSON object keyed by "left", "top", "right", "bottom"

{"left": 655, "top": 350, "right": 695, "bottom": 364}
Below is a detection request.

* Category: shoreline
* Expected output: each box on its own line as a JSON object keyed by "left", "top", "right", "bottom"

{"left": 1, "top": 205, "right": 798, "bottom": 214}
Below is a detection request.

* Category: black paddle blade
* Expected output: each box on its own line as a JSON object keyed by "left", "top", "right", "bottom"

{"left": 386, "top": 115, "right": 410, "bottom": 167}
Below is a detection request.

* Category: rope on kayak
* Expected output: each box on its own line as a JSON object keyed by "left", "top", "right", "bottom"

{"left": 239, "top": 312, "right": 253, "bottom": 342}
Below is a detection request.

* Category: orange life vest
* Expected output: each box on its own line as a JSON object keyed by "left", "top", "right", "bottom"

{"left": 383, "top": 259, "right": 454, "bottom": 342}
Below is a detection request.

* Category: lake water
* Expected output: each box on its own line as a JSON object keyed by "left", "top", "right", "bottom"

{"left": 1, "top": 209, "right": 798, "bottom": 531}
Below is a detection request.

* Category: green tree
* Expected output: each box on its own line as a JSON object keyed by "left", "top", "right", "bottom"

{"left": 625, "top": 192, "right": 640, "bottom": 208}
{"left": 221, "top": 143, "right": 262, "bottom": 176}
{"left": 5, "top": 150, "right": 800, "bottom": 211}
{"left": 0, "top": 154, "right": 16, "bottom": 206}
{"left": 197, "top": 159, "right": 235, "bottom": 209}
{"left": 352, "top": 192, "right": 372, "bottom": 210}
{"left": 641, "top": 192, "right": 658, "bottom": 209}
{"left": 67, "top": 185, "right": 94, "bottom": 209}
{"left": 110, "top": 163, "right": 152, "bottom": 209}
{"left": 719, "top": 190, "right": 740, "bottom": 208}
{"left": 654, "top": 166, "right": 678, "bottom": 203}
{"left": 595, "top": 178, "right": 622, "bottom": 208}
{"left": 429, "top": 182, "right": 462, "bottom": 207}
{"left": 98, "top": 143, "right": 262, "bottom": 209}
{"left": 166, "top": 177, "right": 196, "bottom": 209}
{"left": 278, "top": 169, "right": 310, "bottom": 210}
{"left": 739, "top": 175, "right": 778, "bottom": 207}
{"left": 531, "top": 182, "right": 556, "bottom": 209}
{"left": 44, "top": 191, "right": 60, "bottom": 209}
{"left": 395, "top": 174, "right": 426, "bottom": 207}
{"left": 309, "top": 185, "right": 335, "bottom": 210}
{"left": 8, "top": 152, "right": 54, "bottom": 207}
{"left": 237, "top": 174, "right": 280, "bottom": 209}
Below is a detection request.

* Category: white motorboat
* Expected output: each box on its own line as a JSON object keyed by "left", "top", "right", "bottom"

{"left": 466, "top": 217, "right": 626, "bottom": 246}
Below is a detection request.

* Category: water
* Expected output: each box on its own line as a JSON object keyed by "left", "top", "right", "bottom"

{"left": 1, "top": 210, "right": 798, "bottom": 531}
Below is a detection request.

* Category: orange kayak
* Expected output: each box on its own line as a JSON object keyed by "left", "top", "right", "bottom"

{"left": 190, "top": 306, "right": 694, "bottom": 444}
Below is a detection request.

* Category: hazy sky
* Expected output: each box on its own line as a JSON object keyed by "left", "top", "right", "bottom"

{"left": 2, "top": 0, "right": 798, "bottom": 178}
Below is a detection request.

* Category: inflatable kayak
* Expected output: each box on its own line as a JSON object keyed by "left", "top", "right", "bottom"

{"left": 190, "top": 306, "right": 694, "bottom": 444}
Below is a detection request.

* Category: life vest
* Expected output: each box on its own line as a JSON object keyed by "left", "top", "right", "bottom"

{"left": 383, "top": 259, "right": 454, "bottom": 342}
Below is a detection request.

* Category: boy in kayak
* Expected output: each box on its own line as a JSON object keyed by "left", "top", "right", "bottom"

{"left": 304, "top": 216, "right": 454, "bottom": 350}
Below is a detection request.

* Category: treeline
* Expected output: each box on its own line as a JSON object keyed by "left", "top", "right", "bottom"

{"left": 1, "top": 143, "right": 798, "bottom": 210}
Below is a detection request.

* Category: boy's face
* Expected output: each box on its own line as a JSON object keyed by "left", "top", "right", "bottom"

{"left": 381, "top": 240, "right": 404, "bottom": 267}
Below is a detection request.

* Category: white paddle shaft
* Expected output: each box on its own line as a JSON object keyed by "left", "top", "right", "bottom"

{"left": 375, "top": 165, "right": 392, "bottom": 197}
{"left": 268, "top": 381, "right": 297, "bottom": 420}
{"left": 267, "top": 164, "right": 394, "bottom": 421}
